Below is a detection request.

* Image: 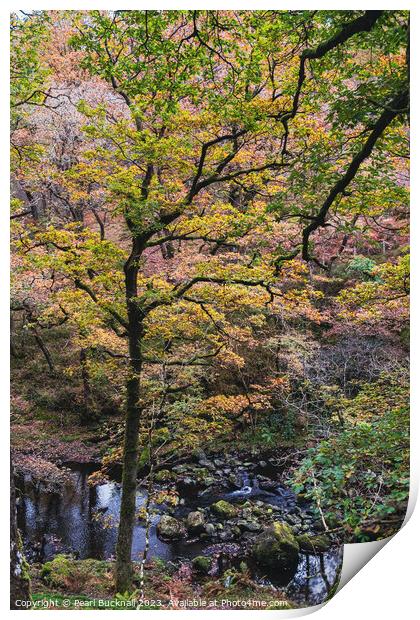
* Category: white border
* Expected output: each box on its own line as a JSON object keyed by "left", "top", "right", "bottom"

{"left": 1, "top": 2, "right": 418, "bottom": 617}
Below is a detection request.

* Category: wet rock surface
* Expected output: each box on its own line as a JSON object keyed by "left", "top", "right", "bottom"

{"left": 186, "top": 510, "right": 206, "bottom": 534}
{"left": 157, "top": 515, "right": 186, "bottom": 540}
{"left": 152, "top": 451, "right": 326, "bottom": 552}
{"left": 252, "top": 521, "right": 299, "bottom": 576}
{"left": 210, "top": 500, "right": 237, "bottom": 520}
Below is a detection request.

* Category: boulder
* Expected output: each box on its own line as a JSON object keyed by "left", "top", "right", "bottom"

{"left": 259, "top": 479, "right": 279, "bottom": 491}
{"left": 155, "top": 469, "right": 174, "bottom": 483}
{"left": 210, "top": 500, "right": 237, "bottom": 520}
{"left": 252, "top": 522, "right": 299, "bottom": 575}
{"left": 219, "top": 528, "right": 233, "bottom": 542}
{"left": 176, "top": 476, "right": 201, "bottom": 497}
{"left": 237, "top": 520, "right": 261, "bottom": 533}
{"left": 172, "top": 464, "right": 189, "bottom": 474}
{"left": 286, "top": 513, "right": 300, "bottom": 526}
{"left": 195, "top": 467, "right": 211, "bottom": 480}
{"left": 157, "top": 515, "right": 186, "bottom": 540}
{"left": 198, "top": 458, "right": 216, "bottom": 471}
{"left": 192, "top": 555, "right": 212, "bottom": 575}
{"left": 186, "top": 511, "right": 206, "bottom": 534}
{"left": 228, "top": 473, "right": 243, "bottom": 489}
{"left": 204, "top": 523, "right": 216, "bottom": 537}
{"left": 296, "top": 534, "right": 331, "bottom": 553}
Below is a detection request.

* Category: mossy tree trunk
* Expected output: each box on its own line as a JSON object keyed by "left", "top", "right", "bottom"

{"left": 114, "top": 241, "right": 145, "bottom": 593}
{"left": 10, "top": 460, "right": 30, "bottom": 609}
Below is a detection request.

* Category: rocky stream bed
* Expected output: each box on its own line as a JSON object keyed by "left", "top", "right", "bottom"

{"left": 16, "top": 451, "right": 343, "bottom": 607}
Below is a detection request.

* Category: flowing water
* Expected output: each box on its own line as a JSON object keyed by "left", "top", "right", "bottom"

{"left": 16, "top": 463, "right": 342, "bottom": 607}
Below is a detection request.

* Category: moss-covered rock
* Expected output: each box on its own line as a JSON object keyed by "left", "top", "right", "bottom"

{"left": 41, "top": 555, "right": 73, "bottom": 587}
{"left": 252, "top": 522, "right": 299, "bottom": 575}
{"left": 192, "top": 555, "right": 212, "bottom": 575}
{"left": 155, "top": 469, "right": 175, "bottom": 482}
{"left": 157, "top": 515, "right": 186, "bottom": 540}
{"left": 210, "top": 500, "right": 237, "bottom": 519}
{"left": 296, "top": 533, "right": 331, "bottom": 553}
{"left": 40, "top": 555, "right": 110, "bottom": 591}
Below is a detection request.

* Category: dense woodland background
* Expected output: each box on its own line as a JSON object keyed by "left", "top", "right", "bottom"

{"left": 10, "top": 10, "right": 409, "bottom": 609}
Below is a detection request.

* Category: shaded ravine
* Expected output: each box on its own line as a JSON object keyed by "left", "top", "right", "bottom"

{"left": 16, "top": 463, "right": 342, "bottom": 607}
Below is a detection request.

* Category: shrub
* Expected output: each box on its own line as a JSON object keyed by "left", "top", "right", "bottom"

{"left": 291, "top": 404, "right": 409, "bottom": 541}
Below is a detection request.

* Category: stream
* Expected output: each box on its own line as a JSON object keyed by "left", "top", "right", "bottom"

{"left": 17, "top": 462, "right": 342, "bottom": 607}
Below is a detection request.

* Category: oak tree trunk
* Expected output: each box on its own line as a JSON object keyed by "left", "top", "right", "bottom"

{"left": 115, "top": 256, "right": 144, "bottom": 592}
